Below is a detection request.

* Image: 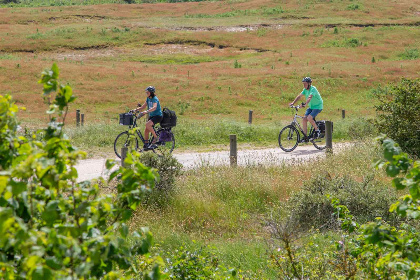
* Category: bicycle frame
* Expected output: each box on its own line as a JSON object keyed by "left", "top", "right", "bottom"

{"left": 127, "top": 114, "right": 158, "bottom": 144}
{"left": 288, "top": 106, "right": 311, "bottom": 139}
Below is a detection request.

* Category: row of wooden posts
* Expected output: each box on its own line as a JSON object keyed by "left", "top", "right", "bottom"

{"left": 76, "top": 110, "right": 85, "bottom": 127}
{"left": 76, "top": 109, "right": 345, "bottom": 126}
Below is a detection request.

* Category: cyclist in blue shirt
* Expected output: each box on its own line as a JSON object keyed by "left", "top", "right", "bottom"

{"left": 133, "top": 86, "right": 163, "bottom": 148}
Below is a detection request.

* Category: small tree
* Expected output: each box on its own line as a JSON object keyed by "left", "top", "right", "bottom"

{"left": 332, "top": 137, "right": 420, "bottom": 279}
{"left": 374, "top": 78, "right": 420, "bottom": 157}
{"left": 0, "top": 64, "right": 163, "bottom": 279}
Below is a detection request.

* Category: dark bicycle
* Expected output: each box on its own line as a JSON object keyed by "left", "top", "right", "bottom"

{"left": 114, "top": 112, "right": 175, "bottom": 158}
{"left": 278, "top": 104, "right": 327, "bottom": 152}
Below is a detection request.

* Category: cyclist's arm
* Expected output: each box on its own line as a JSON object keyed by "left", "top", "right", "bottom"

{"left": 141, "top": 102, "right": 157, "bottom": 115}
{"left": 135, "top": 102, "right": 147, "bottom": 112}
{"left": 289, "top": 94, "right": 304, "bottom": 106}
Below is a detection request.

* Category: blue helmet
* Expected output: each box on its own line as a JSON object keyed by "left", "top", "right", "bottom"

{"left": 302, "top": 77, "right": 312, "bottom": 83}
{"left": 145, "top": 86, "right": 155, "bottom": 94}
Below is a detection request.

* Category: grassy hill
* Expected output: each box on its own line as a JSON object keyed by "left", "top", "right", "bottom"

{"left": 1, "top": 0, "right": 418, "bottom": 128}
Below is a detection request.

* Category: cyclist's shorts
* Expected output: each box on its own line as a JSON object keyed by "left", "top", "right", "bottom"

{"left": 149, "top": 115, "right": 163, "bottom": 125}
{"left": 304, "top": 108, "right": 322, "bottom": 118}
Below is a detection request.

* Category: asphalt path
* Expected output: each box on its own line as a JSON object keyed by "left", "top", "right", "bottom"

{"left": 75, "top": 145, "right": 332, "bottom": 182}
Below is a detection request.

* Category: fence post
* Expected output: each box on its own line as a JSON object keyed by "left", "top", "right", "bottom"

{"left": 81, "top": 113, "right": 85, "bottom": 126}
{"left": 248, "top": 110, "right": 253, "bottom": 124}
{"left": 341, "top": 109, "right": 345, "bottom": 119}
{"left": 230, "top": 135, "right": 237, "bottom": 166}
{"left": 121, "top": 147, "right": 128, "bottom": 167}
{"left": 76, "top": 109, "right": 80, "bottom": 127}
{"left": 326, "top": 121, "right": 333, "bottom": 155}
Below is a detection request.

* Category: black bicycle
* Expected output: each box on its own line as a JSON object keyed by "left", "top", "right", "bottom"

{"left": 114, "top": 112, "right": 175, "bottom": 158}
{"left": 278, "top": 105, "right": 327, "bottom": 152}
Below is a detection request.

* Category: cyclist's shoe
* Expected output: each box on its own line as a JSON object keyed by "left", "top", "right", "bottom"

{"left": 148, "top": 143, "right": 158, "bottom": 149}
{"left": 300, "top": 137, "right": 309, "bottom": 143}
{"left": 309, "top": 131, "right": 321, "bottom": 141}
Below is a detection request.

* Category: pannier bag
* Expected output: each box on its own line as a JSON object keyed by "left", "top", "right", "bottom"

{"left": 119, "top": 113, "right": 134, "bottom": 126}
{"left": 316, "top": 120, "right": 333, "bottom": 133}
{"left": 159, "top": 130, "right": 172, "bottom": 143}
{"left": 160, "top": 108, "right": 177, "bottom": 128}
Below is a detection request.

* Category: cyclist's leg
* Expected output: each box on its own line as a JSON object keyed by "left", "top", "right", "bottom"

{"left": 303, "top": 108, "right": 312, "bottom": 136}
{"left": 148, "top": 116, "right": 163, "bottom": 144}
{"left": 308, "top": 109, "right": 322, "bottom": 138}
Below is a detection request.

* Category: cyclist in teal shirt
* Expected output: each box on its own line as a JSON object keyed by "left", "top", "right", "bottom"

{"left": 133, "top": 86, "right": 163, "bottom": 148}
{"left": 289, "top": 77, "right": 323, "bottom": 139}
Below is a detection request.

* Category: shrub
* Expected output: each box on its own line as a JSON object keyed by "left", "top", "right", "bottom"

{"left": 286, "top": 174, "right": 398, "bottom": 231}
{"left": 0, "top": 64, "right": 163, "bottom": 279}
{"left": 373, "top": 78, "right": 420, "bottom": 157}
{"left": 331, "top": 138, "right": 420, "bottom": 279}
{"left": 165, "top": 246, "right": 237, "bottom": 279}
{"left": 399, "top": 48, "right": 419, "bottom": 60}
{"left": 137, "top": 152, "right": 182, "bottom": 208}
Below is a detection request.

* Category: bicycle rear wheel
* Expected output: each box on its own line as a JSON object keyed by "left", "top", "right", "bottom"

{"left": 278, "top": 125, "right": 299, "bottom": 152}
{"left": 309, "top": 128, "right": 327, "bottom": 150}
{"left": 151, "top": 128, "right": 175, "bottom": 156}
{"left": 114, "top": 131, "right": 139, "bottom": 159}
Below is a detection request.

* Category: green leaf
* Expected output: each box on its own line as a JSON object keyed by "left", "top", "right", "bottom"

{"left": 392, "top": 178, "right": 406, "bottom": 190}
{"left": 32, "top": 266, "right": 53, "bottom": 280}
{"left": 106, "top": 159, "right": 116, "bottom": 170}
{"left": 46, "top": 256, "right": 62, "bottom": 270}
{"left": 51, "top": 63, "right": 59, "bottom": 79}
{"left": 41, "top": 201, "right": 59, "bottom": 225}
{"left": 120, "top": 223, "right": 129, "bottom": 238}
{"left": 386, "top": 164, "right": 400, "bottom": 177}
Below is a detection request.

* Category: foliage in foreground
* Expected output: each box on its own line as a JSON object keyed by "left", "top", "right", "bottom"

{"left": 269, "top": 137, "right": 420, "bottom": 279}
{"left": 0, "top": 64, "right": 164, "bottom": 279}
{"left": 374, "top": 78, "right": 420, "bottom": 157}
{"left": 287, "top": 173, "right": 398, "bottom": 231}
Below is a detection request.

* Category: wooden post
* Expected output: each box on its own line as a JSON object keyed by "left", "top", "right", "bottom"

{"left": 81, "top": 113, "right": 85, "bottom": 126}
{"left": 230, "top": 135, "right": 237, "bottom": 166}
{"left": 248, "top": 110, "right": 253, "bottom": 124}
{"left": 76, "top": 109, "right": 80, "bottom": 127}
{"left": 121, "top": 147, "right": 128, "bottom": 167}
{"left": 326, "top": 121, "right": 333, "bottom": 155}
{"left": 341, "top": 109, "right": 345, "bottom": 119}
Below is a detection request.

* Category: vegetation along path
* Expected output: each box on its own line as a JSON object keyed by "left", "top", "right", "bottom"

{"left": 75, "top": 144, "right": 350, "bottom": 182}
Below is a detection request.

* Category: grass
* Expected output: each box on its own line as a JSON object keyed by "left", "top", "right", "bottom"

{"left": 61, "top": 115, "right": 376, "bottom": 157}
{"left": 126, "top": 141, "right": 388, "bottom": 279}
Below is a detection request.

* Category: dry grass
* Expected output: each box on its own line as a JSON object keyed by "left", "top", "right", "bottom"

{"left": 1, "top": 0, "right": 419, "bottom": 128}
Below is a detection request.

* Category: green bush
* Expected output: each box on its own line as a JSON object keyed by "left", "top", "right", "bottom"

{"left": 137, "top": 152, "right": 182, "bottom": 208}
{"left": 373, "top": 78, "right": 420, "bottom": 157}
{"left": 286, "top": 174, "right": 398, "bottom": 231}
{"left": 0, "top": 64, "right": 163, "bottom": 279}
{"left": 165, "top": 246, "right": 237, "bottom": 279}
{"left": 332, "top": 117, "right": 376, "bottom": 140}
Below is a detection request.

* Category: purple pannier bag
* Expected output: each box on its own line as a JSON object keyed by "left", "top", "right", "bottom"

{"left": 159, "top": 130, "right": 172, "bottom": 143}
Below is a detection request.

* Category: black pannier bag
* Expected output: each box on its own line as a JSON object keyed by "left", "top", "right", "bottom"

{"left": 160, "top": 108, "right": 177, "bottom": 128}
{"left": 119, "top": 113, "right": 134, "bottom": 126}
{"left": 316, "top": 120, "right": 333, "bottom": 133}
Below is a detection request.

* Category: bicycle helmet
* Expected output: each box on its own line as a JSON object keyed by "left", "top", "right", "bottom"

{"left": 302, "top": 77, "right": 312, "bottom": 83}
{"left": 145, "top": 86, "right": 155, "bottom": 94}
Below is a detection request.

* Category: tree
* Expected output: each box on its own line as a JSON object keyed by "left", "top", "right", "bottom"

{"left": 374, "top": 78, "right": 420, "bottom": 157}
{"left": 0, "top": 64, "right": 163, "bottom": 279}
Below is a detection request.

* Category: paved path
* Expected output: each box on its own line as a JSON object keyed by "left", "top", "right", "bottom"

{"left": 75, "top": 145, "right": 331, "bottom": 182}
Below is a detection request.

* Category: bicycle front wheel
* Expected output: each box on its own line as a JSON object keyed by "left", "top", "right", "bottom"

{"left": 278, "top": 125, "right": 299, "bottom": 152}
{"left": 153, "top": 129, "right": 175, "bottom": 156}
{"left": 114, "top": 131, "right": 139, "bottom": 159}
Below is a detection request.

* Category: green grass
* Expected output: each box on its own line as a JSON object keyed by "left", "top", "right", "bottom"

{"left": 128, "top": 141, "right": 387, "bottom": 279}
{"left": 63, "top": 116, "right": 376, "bottom": 157}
